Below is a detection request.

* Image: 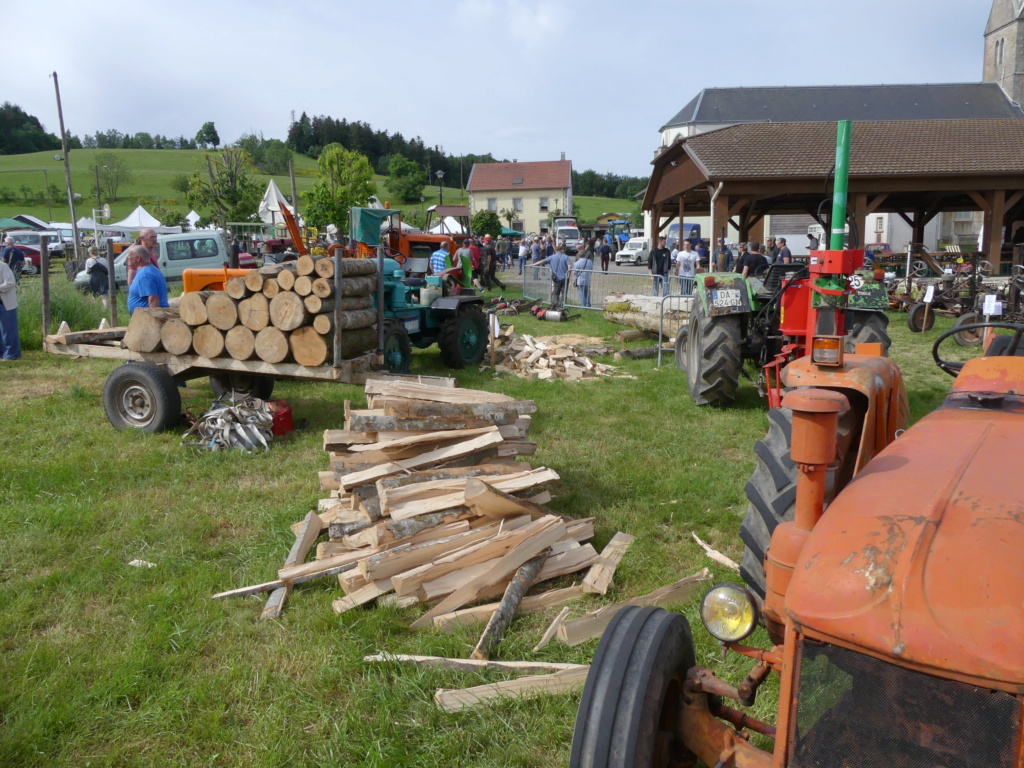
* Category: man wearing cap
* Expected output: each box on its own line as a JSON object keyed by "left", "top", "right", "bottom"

{"left": 776, "top": 237, "right": 792, "bottom": 265}
{"left": 714, "top": 238, "right": 734, "bottom": 272}
{"left": 764, "top": 237, "right": 779, "bottom": 263}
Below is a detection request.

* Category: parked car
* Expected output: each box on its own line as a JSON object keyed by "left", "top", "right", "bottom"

{"left": 5, "top": 230, "right": 59, "bottom": 270}
{"left": 73, "top": 231, "right": 238, "bottom": 290}
{"left": 614, "top": 237, "right": 650, "bottom": 266}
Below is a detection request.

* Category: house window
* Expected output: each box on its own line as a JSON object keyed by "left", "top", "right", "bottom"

{"left": 512, "top": 220, "right": 524, "bottom": 232}
{"left": 997, "top": 38, "right": 1005, "bottom": 66}
{"left": 512, "top": 177, "right": 523, "bottom": 185}
{"left": 875, "top": 216, "right": 884, "bottom": 233}
{"left": 512, "top": 197, "right": 523, "bottom": 212}
{"left": 487, "top": 197, "right": 497, "bottom": 212}
{"left": 539, "top": 197, "right": 549, "bottom": 212}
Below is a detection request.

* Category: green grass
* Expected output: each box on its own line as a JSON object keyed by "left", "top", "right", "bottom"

{"left": 0, "top": 292, "right": 974, "bottom": 766}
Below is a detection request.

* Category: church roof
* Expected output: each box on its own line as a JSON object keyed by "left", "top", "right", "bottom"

{"left": 660, "top": 83, "right": 1023, "bottom": 131}
{"left": 986, "top": 0, "right": 1024, "bottom": 34}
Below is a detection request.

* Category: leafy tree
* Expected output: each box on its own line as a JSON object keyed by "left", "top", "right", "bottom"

{"left": 301, "top": 143, "right": 376, "bottom": 233}
{"left": 170, "top": 173, "right": 192, "bottom": 195}
{"left": 0, "top": 102, "right": 61, "bottom": 154}
{"left": 238, "top": 132, "right": 293, "bottom": 175}
{"left": 186, "top": 147, "right": 262, "bottom": 230}
{"left": 195, "top": 121, "right": 220, "bottom": 149}
{"left": 499, "top": 208, "right": 517, "bottom": 227}
{"left": 94, "top": 152, "right": 134, "bottom": 201}
{"left": 19, "top": 184, "right": 33, "bottom": 204}
{"left": 152, "top": 206, "right": 186, "bottom": 228}
{"left": 471, "top": 210, "right": 502, "bottom": 239}
{"left": 384, "top": 154, "right": 428, "bottom": 203}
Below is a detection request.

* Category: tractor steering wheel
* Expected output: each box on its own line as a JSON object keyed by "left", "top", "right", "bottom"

{"left": 932, "top": 321, "right": 1024, "bottom": 376}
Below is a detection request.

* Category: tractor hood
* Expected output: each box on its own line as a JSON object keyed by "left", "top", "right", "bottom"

{"left": 786, "top": 403, "right": 1024, "bottom": 689}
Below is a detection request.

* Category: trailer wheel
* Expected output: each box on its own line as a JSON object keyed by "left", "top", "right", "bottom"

{"left": 570, "top": 606, "right": 695, "bottom": 768}
{"left": 906, "top": 302, "right": 936, "bottom": 333}
{"left": 673, "top": 327, "right": 689, "bottom": 373}
{"left": 104, "top": 362, "right": 182, "bottom": 433}
{"left": 438, "top": 305, "right": 487, "bottom": 369}
{"left": 844, "top": 310, "right": 892, "bottom": 354}
{"left": 740, "top": 406, "right": 858, "bottom": 599}
{"left": 952, "top": 312, "right": 984, "bottom": 346}
{"left": 686, "top": 300, "right": 742, "bottom": 407}
{"left": 382, "top": 319, "right": 412, "bottom": 373}
{"left": 209, "top": 373, "right": 275, "bottom": 401}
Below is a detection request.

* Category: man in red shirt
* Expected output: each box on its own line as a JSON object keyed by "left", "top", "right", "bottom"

{"left": 467, "top": 237, "right": 484, "bottom": 292}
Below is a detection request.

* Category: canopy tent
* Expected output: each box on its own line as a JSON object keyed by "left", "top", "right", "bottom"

{"left": 427, "top": 216, "right": 465, "bottom": 235}
{"left": 76, "top": 216, "right": 96, "bottom": 229}
{"left": 109, "top": 205, "right": 180, "bottom": 233}
{"left": 258, "top": 180, "right": 297, "bottom": 225}
{"left": 185, "top": 210, "right": 202, "bottom": 228}
{"left": 0, "top": 217, "right": 25, "bottom": 230}
{"left": 500, "top": 226, "right": 521, "bottom": 236}
{"left": 351, "top": 207, "right": 402, "bottom": 246}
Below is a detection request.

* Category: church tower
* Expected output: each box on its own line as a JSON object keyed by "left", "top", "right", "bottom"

{"left": 984, "top": 0, "right": 1024, "bottom": 104}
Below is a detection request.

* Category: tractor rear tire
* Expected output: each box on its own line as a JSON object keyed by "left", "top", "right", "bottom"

{"left": 209, "top": 373, "right": 275, "bottom": 401}
{"left": 570, "top": 606, "right": 695, "bottom": 768}
{"left": 952, "top": 312, "right": 984, "bottom": 346}
{"left": 686, "top": 300, "right": 742, "bottom": 407}
{"left": 382, "top": 319, "right": 412, "bottom": 373}
{"left": 906, "top": 302, "right": 936, "bottom": 333}
{"left": 673, "top": 326, "right": 689, "bottom": 373}
{"left": 104, "top": 362, "right": 182, "bottom": 433}
{"left": 740, "top": 406, "right": 858, "bottom": 599}
{"left": 438, "top": 305, "right": 488, "bottom": 369}
{"left": 844, "top": 310, "right": 891, "bottom": 354}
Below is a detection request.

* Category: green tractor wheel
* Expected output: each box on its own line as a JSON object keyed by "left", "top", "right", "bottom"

{"left": 439, "top": 305, "right": 488, "bottom": 369}
{"left": 686, "top": 300, "right": 742, "bottom": 407}
{"left": 382, "top": 319, "right": 412, "bottom": 373}
{"left": 845, "top": 310, "right": 892, "bottom": 354}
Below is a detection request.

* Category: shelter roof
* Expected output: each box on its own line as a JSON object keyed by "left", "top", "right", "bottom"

{"left": 467, "top": 160, "right": 572, "bottom": 191}
{"left": 660, "top": 83, "right": 1024, "bottom": 131}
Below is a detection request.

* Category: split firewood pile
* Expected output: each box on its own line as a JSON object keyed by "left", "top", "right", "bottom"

{"left": 122, "top": 255, "right": 378, "bottom": 366}
{"left": 213, "top": 375, "right": 716, "bottom": 710}
{"left": 492, "top": 329, "right": 620, "bottom": 381}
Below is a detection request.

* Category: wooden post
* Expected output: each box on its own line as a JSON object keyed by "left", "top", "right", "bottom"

{"left": 40, "top": 234, "right": 51, "bottom": 337}
{"left": 332, "top": 213, "right": 346, "bottom": 368}
{"left": 987, "top": 190, "right": 1007, "bottom": 272}
{"left": 106, "top": 239, "right": 118, "bottom": 327}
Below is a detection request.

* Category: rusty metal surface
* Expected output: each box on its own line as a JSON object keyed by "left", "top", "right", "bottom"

{"left": 785, "top": 403, "right": 1024, "bottom": 690}
{"left": 950, "top": 356, "right": 1024, "bottom": 397}
{"left": 679, "top": 667, "right": 774, "bottom": 768}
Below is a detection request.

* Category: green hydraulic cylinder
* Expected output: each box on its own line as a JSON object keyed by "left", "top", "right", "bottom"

{"left": 829, "top": 120, "right": 852, "bottom": 251}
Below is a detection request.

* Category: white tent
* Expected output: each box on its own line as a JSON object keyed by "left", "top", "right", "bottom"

{"left": 77, "top": 216, "right": 96, "bottom": 229}
{"left": 258, "top": 180, "right": 295, "bottom": 225}
{"left": 185, "top": 210, "right": 203, "bottom": 229}
{"left": 110, "top": 205, "right": 180, "bottom": 233}
{"left": 427, "top": 216, "right": 465, "bottom": 235}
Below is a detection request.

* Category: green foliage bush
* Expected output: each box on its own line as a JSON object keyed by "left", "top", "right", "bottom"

{"left": 16, "top": 278, "right": 111, "bottom": 350}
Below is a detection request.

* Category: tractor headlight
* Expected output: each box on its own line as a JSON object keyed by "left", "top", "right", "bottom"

{"left": 700, "top": 583, "right": 760, "bottom": 643}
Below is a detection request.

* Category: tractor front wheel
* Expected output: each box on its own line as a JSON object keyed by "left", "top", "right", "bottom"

{"left": 673, "top": 326, "right": 689, "bottom": 373}
{"left": 686, "top": 300, "right": 742, "bottom": 406}
{"left": 438, "top": 305, "right": 488, "bottom": 369}
{"left": 952, "top": 312, "right": 984, "bottom": 346}
{"left": 906, "top": 302, "right": 936, "bottom": 333}
{"left": 570, "top": 606, "right": 695, "bottom": 768}
{"left": 382, "top": 319, "right": 412, "bottom": 373}
{"left": 845, "top": 310, "right": 891, "bottom": 354}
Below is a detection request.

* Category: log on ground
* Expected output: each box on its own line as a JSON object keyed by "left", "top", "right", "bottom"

{"left": 178, "top": 291, "right": 215, "bottom": 326}
{"left": 159, "top": 318, "right": 193, "bottom": 355}
{"left": 225, "top": 325, "right": 257, "bottom": 360}
{"left": 192, "top": 324, "right": 225, "bottom": 358}
{"left": 255, "top": 326, "right": 290, "bottom": 364}
{"left": 205, "top": 293, "right": 239, "bottom": 331}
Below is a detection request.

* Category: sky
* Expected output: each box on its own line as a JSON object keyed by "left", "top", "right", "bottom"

{"left": 4, "top": 0, "right": 992, "bottom": 177}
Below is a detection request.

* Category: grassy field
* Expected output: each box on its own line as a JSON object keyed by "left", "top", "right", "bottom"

{"left": 0, "top": 274, "right": 972, "bottom": 767}
{"left": 0, "top": 150, "right": 629, "bottom": 230}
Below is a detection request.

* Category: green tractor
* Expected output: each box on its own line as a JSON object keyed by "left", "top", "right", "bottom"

{"left": 675, "top": 262, "right": 891, "bottom": 407}
{"left": 376, "top": 257, "right": 488, "bottom": 373}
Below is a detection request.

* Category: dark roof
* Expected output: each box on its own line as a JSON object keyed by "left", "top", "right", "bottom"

{"left": 660, "top": 83, "right": 1024, "bottom": 130}
{"left": 681, "top": 119, "right": 1024, "bottom": 178}
{"left": 467, "top": 160, "right": 572, "bottom": 191}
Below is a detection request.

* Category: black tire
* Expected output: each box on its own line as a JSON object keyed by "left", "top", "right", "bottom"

{"left": 686, "top": 299, "right": 742, "bottom": 407}
{"left": 209, "top": 373, "right": 275, "bottom": 400}
{"left": 906, "top": 302, "right": 935, "bottom": 333}
{"left": 739, "top": 406, "right": 858, "bottom": 599}
{"left": 844, "top": 310, "right": 892, "bottom": 354}
{"left": 381, "top": 319, "right": 412, "bottom": 373}
{"left": 952, "top": 312, "right": 984, "bottom": 346}
{"left": 438, "top": 305, "right": 488, "bottom": 369}
{"left": 570, "top": 606, "right": 695, "bottom": 768}
{"left": 103, "top": 362, "right": 182, "bottom": 433}
{"left": 673, "top": 326, "right": 688, "bottom": 373}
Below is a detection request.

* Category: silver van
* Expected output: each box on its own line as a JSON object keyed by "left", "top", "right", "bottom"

{"left": 74, "top": 231, "right": 230, "bottom": 289}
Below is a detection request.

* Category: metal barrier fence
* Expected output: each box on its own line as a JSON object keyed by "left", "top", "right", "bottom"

{"left": 521, "top": 264, "right": 695, "bottom": 311}
{"left": 657, "top": 294, "right": 694, "bottom": 367}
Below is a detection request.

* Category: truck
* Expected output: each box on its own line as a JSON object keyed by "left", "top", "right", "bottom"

{"left": 550, "top": 215, "right": 581, "bottom": 254}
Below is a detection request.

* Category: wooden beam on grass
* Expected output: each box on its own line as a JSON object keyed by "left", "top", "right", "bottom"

{"left": 464, "top": 477, "right": 550, "bottom": 520}
{"left": 533, "top": 607, "right": 572, "bottom": 652}
{"left": 432, "top": 585, "right": 583, "bottom": 631}
{"left": 364, "top": 653, "right": 587, "bottom": 675}
{"left": 555, "top": 568, "right": 711, "bottom": 647}
{"left": 581, "top": 532, "right": 635, "bottom": 595}
{"left": 692, "top": 532, "right": 740, "bottom": 572}
{"left": 470, "top": 551, "right": 549, "bottom": 660}
{"left": 433, "top": 666, "right": 590, "bottom": 712}
{"left": 262, "top": 510, "right": 323, "bottom": 620}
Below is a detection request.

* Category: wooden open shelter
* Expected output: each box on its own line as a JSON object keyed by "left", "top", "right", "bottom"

{"left": 643, "top": 119, "right": 1024, "bottom": 269}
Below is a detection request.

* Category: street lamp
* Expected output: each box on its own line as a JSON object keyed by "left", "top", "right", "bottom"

{"left": 436, "top": 170, "right": 444, "bottom": 206}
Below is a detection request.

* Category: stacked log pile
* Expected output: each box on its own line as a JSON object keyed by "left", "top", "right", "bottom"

{"left": 122, "top": 256, "right": 379, "bottom": 366}
{"left": 492, "top": 330, "right": 620, "bottom": 381}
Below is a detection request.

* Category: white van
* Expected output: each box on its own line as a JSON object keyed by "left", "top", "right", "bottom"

{"left": 615, "top": 237, "right": 650, "bottom": 266}
{"left": 74, "top": 232, "right": 231, "bottom": 289}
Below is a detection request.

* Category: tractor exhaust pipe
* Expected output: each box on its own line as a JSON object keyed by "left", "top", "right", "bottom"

{"left": 763, "top": 388, "right": 849, "bottom": 639}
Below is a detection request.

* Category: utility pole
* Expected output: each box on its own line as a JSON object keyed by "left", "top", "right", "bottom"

{"left": 289, "top": 158, "right": 299, "bottom": 218}
{"left": 94, "top": 164, "right": 102, "bottom": 207}
{"left": 52, "top": 71, "right": 81, "bottom": 259}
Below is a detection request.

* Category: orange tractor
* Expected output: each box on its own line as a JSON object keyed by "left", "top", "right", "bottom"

{"left": 570, "top": 123, "right": 1022, "bottom": 768}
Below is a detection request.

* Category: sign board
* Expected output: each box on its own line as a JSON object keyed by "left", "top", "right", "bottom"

{"left": 983, "top": 294, "right": 1002, "bottom": 316}
{"left": 923, "top": 285, "right": 935, "bottom": 304}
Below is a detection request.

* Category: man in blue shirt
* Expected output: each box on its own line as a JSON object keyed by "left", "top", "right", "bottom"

{"left": 430, "top": 243, "right": 450, "bottom": 277}
{"left": 126, "top": 246, "right": 169, "bottom": 314}
{"left": 537, "top": 245, "right": 572, "bottom": 309}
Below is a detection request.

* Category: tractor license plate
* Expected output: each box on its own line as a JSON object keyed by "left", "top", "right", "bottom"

{"left": 712, "top": 289, "right": 742, "bottom": 308}
{"left": 403, "top": 316, "right": 420, "bottom": 334}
